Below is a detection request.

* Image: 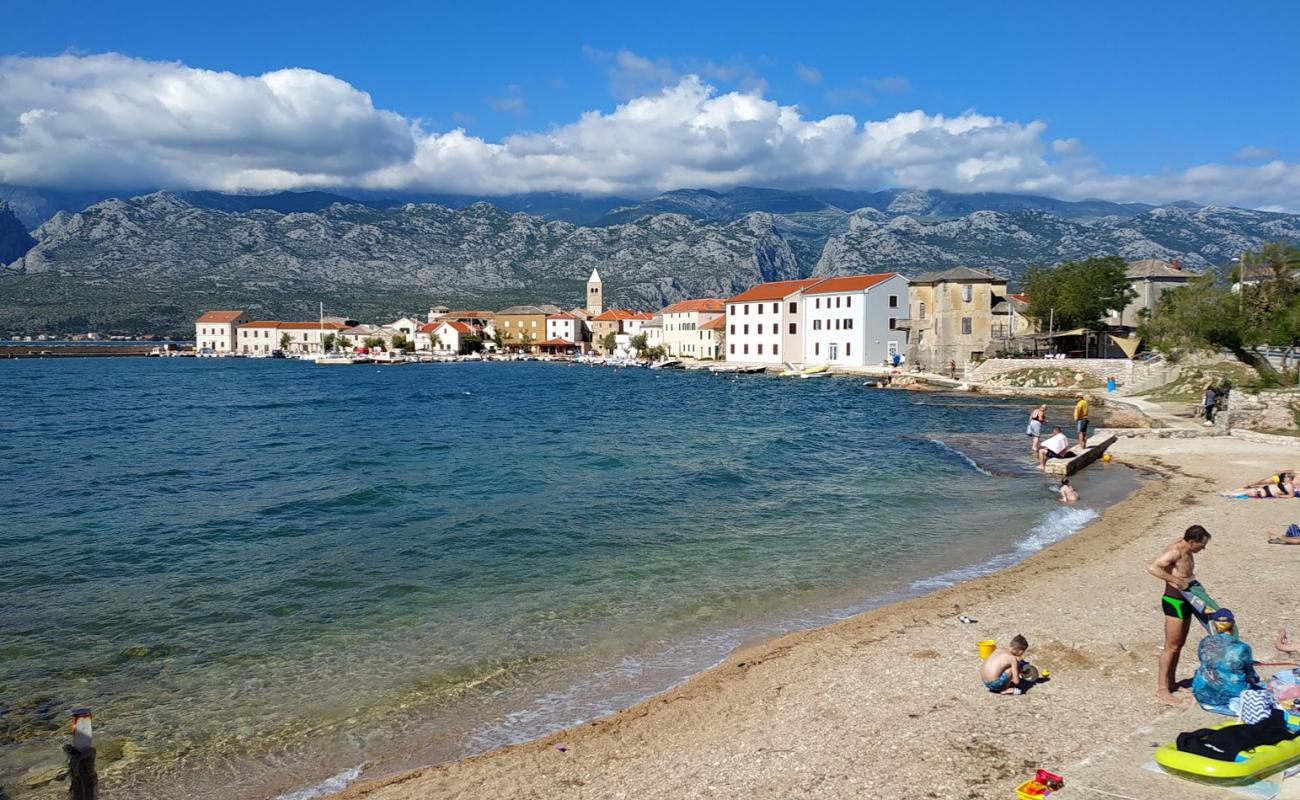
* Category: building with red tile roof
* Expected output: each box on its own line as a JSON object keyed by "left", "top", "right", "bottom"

{"left": 661, "top": 298, "right": 725, "bottom": 358}
{"left": 803, "top": 272, "right": 908, "bottom": 368}
{"left": 195, "top": 310, "right": 247, "bottom": 354}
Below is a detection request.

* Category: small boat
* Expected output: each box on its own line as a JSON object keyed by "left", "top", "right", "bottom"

{"left": 708, "top": 364, "right": 741, "bottom": 374}
{"left": 315, "top": 354, "right": 360, "bottom": 365}
{"left": 738, "top": 365, "right": 767, "bottom": 374}
{"left": 649, "top": 359, "right": 683, "bottom": 370}
{"left": 799, "top": 369, "right": 832, "bottom": 379}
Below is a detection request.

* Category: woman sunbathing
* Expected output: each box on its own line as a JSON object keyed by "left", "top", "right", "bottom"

{"left": 1223, "top": 479, "right": 1297, "bottom": 499}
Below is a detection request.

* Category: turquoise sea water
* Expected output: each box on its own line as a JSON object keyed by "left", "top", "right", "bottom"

{"left": 0, "top": 359, "right": 1135, "bottom": 799}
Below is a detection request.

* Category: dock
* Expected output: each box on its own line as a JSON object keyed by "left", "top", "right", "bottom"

{"left": 1044, "top": 434, "right": 1117, "bottom": 476}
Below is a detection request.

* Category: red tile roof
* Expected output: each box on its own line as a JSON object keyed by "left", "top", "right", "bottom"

{"left": 536, "top": 337, "right": 576, "bottom": 346}
{"left": 1010, "top": 293, "right": 1029, "bottom": 302}
{"left": 239, "top": 320, "right": 282, "bottom": 328}
{"left": 442, "top": 310, "right": 496, "bottom": 318}
{"left": 726, "top": 278, "right": 822, "bottom": 303}
{"left": 277, "top": 321, "right": 346, "bottom": 330}
{"left": 628, "top": 311, "right": 654, "bottom": 320}
{"left": 592, "top": 308, "right": 638, "bottom": 321}
{"left": 548, "top": 312, "right": 578, "bottom": 320}
{"left": 443, "top": 321, "right": 473, "bottom": 334}
{"left": 803, "top": 273, "right": 900, "bottom": 295}
{"left": 661, "top": 298, "right": 725, "bottom": 314}
{"left": 699, "top": 316, "right": 726, "bottom": 331}
{"left": 196, "top": 310, "right": 245, "bottom": 323}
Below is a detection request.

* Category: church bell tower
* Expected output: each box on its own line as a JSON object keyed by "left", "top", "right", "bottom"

{"left": 586, "top": 268, "right": 603, "bottom": 315}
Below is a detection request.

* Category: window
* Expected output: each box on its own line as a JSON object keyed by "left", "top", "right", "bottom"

{"left": 772, "top": 303, "right": 778, "bottom": 314}
{"left": 815, "top": 298, "right": 821, "bottom": 308}
{"left": 919, "top": 302, "right": 926, "bottom": 320}
{"left": 815, "top": 342, "right": 820, "bottom": 355}
{"left": 789, "top": 323, "right": 797, "bottom": 335}
{"left": 744, "top": 324, "right": 749, "bottom": 334}
{"left": 961, "top": 317, "right": 972, "bottom": 335}
{"left": 835, "top": 296, "right": 842, "bottom": 308}
{"left": 744, "top": 304, "right": 750, "bottom": 315}
{"left": 889, "top": 318, "right": 897, "bottom": 330}
{"left": 729, "top": 306, "right": 736, "bottom": 315}
{"left": 846, "top": 343, "right": 851, "bottom": 356}
{"left": 789, "top": 302, "right": 797, "bottom": 314}
{"left": 813, "top": 319, "right": 822, "bottom": 331}
{"left": 774, "top": 344, "right": 779, "bottom": 355}
{"left": 730, "top": 324, "right": 735, "bottom": 334}
{"left": 835, "top": 319, "right": 841, "bottom": 330}
{"left": 757, "top": 344, "right": 764, "bottom": 355}
{"left": 846, "top": 297, "right": 852, "bottom": 308}
{"left": 889, "top": 295, "right": 898, "bottom": 308}
{"left": 758, "top": 304, "right": 763, "bottom": 315}
{"left": 744, "top": 344, "right": 750, "bottom": 355}
{"left": 730, "top": 344, "right": 735, "bottom": 354}
{"left": 962, "top": 284, "right": 973, "bottom": 302}
{"left": 845, "top": 319, "right": 853, "bottom": 330}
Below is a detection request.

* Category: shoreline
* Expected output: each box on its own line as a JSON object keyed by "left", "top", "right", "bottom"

{"left": 329, "top": 435, "right": 1300, "bottom": 800}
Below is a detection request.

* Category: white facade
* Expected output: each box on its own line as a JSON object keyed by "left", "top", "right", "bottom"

{"left": 546, "top": 315, "right": 580, "bottom": 344}
{"left": 723, "top": 279, "right": 819, "bottom": 365}
{"left": 195, "top": 311, "right": 246, "bottom": 354}
{"left": 802, "top": 274, "right": 908, "bottom": 367}
{"left": 388, "top": 317, "right": 424, "bottom": 337}
{"left": 661, "top": 301, "right": 724, "bottom": 358}
{"left": 237, "top": 322, "right": 281, "bottom": 355}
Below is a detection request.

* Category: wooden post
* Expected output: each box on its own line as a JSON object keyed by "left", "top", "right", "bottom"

{"left": 64, "top": 707, "right": 97, "bottom": 800}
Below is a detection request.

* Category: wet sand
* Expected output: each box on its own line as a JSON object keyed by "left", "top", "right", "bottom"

{"left": 335, "top": 434, "right": 1300, "bottom": 800}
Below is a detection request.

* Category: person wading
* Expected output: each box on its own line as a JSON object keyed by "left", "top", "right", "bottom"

{"left": 1148, "top": 525, "right": 1212, "bottom": 705}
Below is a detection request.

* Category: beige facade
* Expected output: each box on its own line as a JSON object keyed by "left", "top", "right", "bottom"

{"left": 906, "top": 267, "right": 1008, "bottom": 370}
{"left": 696, "top": 316, "right": 724, "bottom": 360}
{"left": 586, "top": 269, "right": 603, "bottom": 315}
{"left": 590, "top": 309, "right": 639, "bottom": 353}
{"left": 496, "top": 304, "right": 560, "bottom": 351}
{"left": 661, "top": 299, "right": 725, "bottom": 358}
{"left": 1106, "top": 259, "right": 1193, "bottom": 328}
{"left": 195, "top": 310, "right": 246, "bottom": 354}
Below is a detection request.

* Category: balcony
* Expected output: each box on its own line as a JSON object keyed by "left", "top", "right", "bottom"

{"left": 892, "top": 318, "right": 914, "bottom": 330}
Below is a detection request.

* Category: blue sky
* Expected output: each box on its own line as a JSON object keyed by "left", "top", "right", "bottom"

{"left": 1, "top": 0, "right": 1298, "bottom": 207}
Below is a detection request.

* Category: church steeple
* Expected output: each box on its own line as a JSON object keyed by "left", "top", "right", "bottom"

{"left": 586, "top": 268, "right": 603, "bottom": 315}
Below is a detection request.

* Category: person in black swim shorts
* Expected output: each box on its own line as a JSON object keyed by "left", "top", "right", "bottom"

{"left": 1148, "top": 525, "right": 1212, "bottom": 705}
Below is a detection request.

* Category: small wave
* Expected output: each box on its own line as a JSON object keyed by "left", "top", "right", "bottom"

{"left": 924, "top": 437, "right": 996, "bottom": 477}
{"left": 272, "top": 766, "right": 364, "bottom": 800}
{"left": 910, "top": 505, "right": 1099, "bottom": 592}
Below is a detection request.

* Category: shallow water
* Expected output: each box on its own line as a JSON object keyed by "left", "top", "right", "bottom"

{"left": 0, "top": 359, "right": 1135, "bottom": 798}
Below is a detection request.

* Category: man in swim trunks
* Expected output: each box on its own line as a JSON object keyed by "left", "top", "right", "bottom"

{"left": 1148, "top": 525, "right": 1212, "bottom": 705}
{"left": 1036, "top": 426, "right": 1070, "bottom": 470}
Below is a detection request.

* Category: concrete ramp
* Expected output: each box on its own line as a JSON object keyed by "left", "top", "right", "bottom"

{"left": 1045, "top": 434, "right": 1118, "bottom": 476}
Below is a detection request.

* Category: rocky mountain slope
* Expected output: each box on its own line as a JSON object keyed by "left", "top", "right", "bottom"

{"left": 1, "top": 189, "right": 1297, "bottom": 336}
{"left": 0, "top": 194, "right": 799, "bottom": 335}
{"left": 0, "top": 202, "right": 35, "bottom": 266}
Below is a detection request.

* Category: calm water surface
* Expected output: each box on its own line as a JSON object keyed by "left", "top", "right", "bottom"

{"left": 0, "top": 359, "right": 1135, "bottom": 799}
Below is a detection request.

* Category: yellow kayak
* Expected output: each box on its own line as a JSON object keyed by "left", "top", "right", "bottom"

{"left": 1154, "top": 720, "right": 1300, "bottom": 781}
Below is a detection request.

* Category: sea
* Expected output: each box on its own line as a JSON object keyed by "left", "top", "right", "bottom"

{"left": 0, "top": 359, "right": 1138, "bottom": 799}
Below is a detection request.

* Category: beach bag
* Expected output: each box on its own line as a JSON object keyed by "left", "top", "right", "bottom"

{"left": 1286, "top": 523, "right": 1300, "bottom": 538}
{"left": 1239, "top": 689, "right": 1275, "bottom": 724}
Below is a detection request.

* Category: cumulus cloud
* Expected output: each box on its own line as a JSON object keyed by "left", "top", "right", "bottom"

{"left": 1, "top": 52, "right": 1299, "bottom": 210}
{"left": 1234, "top": 144, "right": 1277, "bottom": 161}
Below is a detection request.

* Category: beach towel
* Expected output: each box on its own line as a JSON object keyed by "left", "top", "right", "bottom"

{"left": 1242, "top": 690, "right": 1277, "bottom": 725}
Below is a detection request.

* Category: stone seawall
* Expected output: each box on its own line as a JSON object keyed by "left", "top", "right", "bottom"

{"left": 966, "top": 358, "right": 1151, "bottom": 384}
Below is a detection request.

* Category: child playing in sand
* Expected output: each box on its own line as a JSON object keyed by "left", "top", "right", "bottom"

{"left": 981, "top": 635, "right": 1029, "bottom": 694}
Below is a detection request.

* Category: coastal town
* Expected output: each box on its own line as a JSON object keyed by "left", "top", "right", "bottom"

{"left": 194, "top": 258, "right": 1191, "bottom": 375}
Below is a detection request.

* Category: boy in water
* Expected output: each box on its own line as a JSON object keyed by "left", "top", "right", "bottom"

{"left": 981, "top": 635, "right": 1029, "bottom": 694}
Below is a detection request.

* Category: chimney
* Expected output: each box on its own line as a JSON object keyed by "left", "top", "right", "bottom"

{"left": 1170, "top": 258, "right": 1181, "bottom": 271}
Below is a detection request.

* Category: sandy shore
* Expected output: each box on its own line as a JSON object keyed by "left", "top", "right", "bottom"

{"left": 334, "top": 433, "right": 1300, "bottom": 800}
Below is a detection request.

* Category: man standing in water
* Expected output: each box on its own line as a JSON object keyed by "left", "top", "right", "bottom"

{"left": 1147, "top": 525, "right": 1212, "bottom": 705}
{"left": 1074, "top": 393, "right": 1090, "bottom": 449}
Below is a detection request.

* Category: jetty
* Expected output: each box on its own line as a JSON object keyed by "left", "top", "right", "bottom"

{"left": 1044, "top": 433, "right": 1117, "bottom": 476}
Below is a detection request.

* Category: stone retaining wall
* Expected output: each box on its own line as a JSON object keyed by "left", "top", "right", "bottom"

{"left": 1227, "top": 389, "right": 1300, "bottom": 433}
{"left": 966, "top": 358, "right": 1146, "bottom": 384}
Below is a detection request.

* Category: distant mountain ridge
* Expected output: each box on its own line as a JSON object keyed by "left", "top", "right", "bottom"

{"left": 2, "top": 187, "right": 1298, "bottom": 336}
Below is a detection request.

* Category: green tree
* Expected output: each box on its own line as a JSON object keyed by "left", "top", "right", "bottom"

{"left": 391, "top": 333, "right": 410, "bottom": 352}
{"left": 1138, "top": 247, "right": 1300, "bottom": 381}
{"left": 643, "top": 344, "right": 667, "bottom": 361}
{"left": 461, "top": 334, "right": 484, "bottom": 354}
{"left": 600, "top": 331, "right": 618, "bottom": 353}
{"left": 518, "top": 331, "right": 535, "bottom": 352}
{"left": 1023, "top": 255, "right": 1137, "bottom": 331}
{"left": 364, "top": 336, "right": 386, "bottom": 351}
{"left": 279, "top": 332, "right": 292, "bottom": 351}
{"left": 323, "top": 333, "right": 336, "bottom": 351}
{"left": 491, "top": 329, "right": 507, "bottom": 351}
{"left": 337, "top": 335, "right": 351, "bottom": 351}
{"left": 629, "top": 332, "right": 648, "bottom": 355}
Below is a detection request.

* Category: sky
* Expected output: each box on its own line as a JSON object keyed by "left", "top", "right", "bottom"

{"left": 1, "top": 0, "right": 1298, "bottom": 209}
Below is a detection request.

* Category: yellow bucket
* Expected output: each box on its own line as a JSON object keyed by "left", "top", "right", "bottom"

{"left": 978, "top": 639, "right": 996, "bottom": 659}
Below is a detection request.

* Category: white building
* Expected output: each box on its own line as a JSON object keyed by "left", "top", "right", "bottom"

{"left": 801, "top": 273, "right": 908, "bottom": 367}
{"left": 277, "top": 321, "right": 346, "bottom": 355}
{"left": 195, "top": 310, "right": 246, "bottom": 354}
{"left": 624, "top": 312, "right": 654, "bottom": 337}
{"left": 388, "top": 316, "right": 424, "bottom": 338}
{"left": 237, "top": 320, "right": 281, "bottom": 355}
{"left": 416, "top": 320, "right": 473, "bottom": 353}
{"left": 723, "top": 278, "right": 821, "bottom": 364}
{"left": 661, "top": 299, "right": 725, "bottom": 358}
{"left": 546, "top": 312, "right": 581, "bottom": 345}
{"left": 641, "top": 315, "right": 664, "bottom": 354}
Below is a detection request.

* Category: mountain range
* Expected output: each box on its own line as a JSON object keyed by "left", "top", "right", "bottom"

{"left": 1, "top": 185, "right": 1298, "bottom": 336}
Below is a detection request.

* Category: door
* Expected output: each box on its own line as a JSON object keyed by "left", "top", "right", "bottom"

{"left": 829, "top": 343, "right": 839, "bottom": 361}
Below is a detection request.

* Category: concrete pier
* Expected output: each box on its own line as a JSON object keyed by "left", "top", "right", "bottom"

{"left": 1045, "top": 434, "right": 1118, "bottom": 476}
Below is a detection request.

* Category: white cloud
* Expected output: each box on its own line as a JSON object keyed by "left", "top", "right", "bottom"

{"left": 1234, "top": 144, "right": 1277, "bottom": 161}
{"left": 795, "top": 64, "right": 822, "bottom": 85}
{"left": 486, "top": 85, "right": 526, "bottom": 115}
{"left": 1, "top": 52, "right": 1299, "bottom": 210}
{"left": 865, "top": 76, "right": 910, "bottom": 93}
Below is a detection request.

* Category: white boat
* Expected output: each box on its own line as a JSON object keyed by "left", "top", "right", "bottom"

{"left": 649, "top": 359, "right": 683, "bottom": 370}
{"left": 315, "top": 354, "right": 359, "bottom": 365}
{"left": 799, "top": 369, "right": 832, "bottom": 379}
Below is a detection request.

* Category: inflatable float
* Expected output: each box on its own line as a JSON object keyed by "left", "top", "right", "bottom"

{"left": 1154, "top": 720, "right": 1300, "bottom": 781}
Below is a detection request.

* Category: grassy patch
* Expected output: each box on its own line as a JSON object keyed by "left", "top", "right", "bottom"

{"left": 1138, "top": 362, "right": 1259, "bottom": 403}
